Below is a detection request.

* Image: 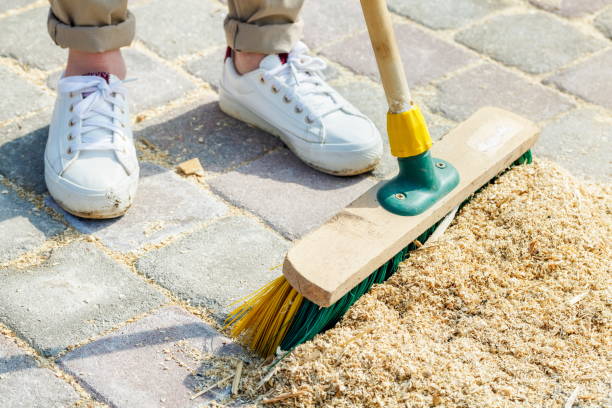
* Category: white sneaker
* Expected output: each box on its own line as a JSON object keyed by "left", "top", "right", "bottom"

{"left": 219, "top": 42, "right": 383, "bottom": 176}
{"left": 45, "top": 73, "right": 139, "bottom": 219}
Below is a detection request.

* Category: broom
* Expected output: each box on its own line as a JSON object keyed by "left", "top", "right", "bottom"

{"left": 226, "top": 0, "right": 538, "bottom": 358}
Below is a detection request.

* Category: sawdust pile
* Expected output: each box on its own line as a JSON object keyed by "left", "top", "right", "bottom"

{"left": 267, "top": 160, "right": 611, "bottom": 407}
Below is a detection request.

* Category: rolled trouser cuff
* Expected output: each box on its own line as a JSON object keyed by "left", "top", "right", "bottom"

{"left": 47, "top": 10, "right": 135, "bottom": 53}
{"left": 224, "top": 17, "right": 303, "bottom": 54}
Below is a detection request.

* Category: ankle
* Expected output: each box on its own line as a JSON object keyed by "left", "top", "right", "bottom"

{"left": 65, "top": 49, "right": 127, "bottom": 80}
{"left": 233, "top": 51, "right": 267, "bottom": 75}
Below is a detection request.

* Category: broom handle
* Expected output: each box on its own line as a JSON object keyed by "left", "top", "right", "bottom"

{"left": 360, "top": 0, "right": 412, "bottom": 114}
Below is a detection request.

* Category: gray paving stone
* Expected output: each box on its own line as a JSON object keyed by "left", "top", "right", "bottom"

{"left": 546, "top": 50, "right": 612, "bottom": 110}
{"left": 46, "top": 162, "right": 228, "bottom": 252}
{"left": 0, "top": 66, "right": 52, "bottom": 122}
{"left": 58, "top": 306, "right": 244, "bottom": 408}
{"left": 595, "top": 7, "right": 612, "bottom": 39}
{"left": 136, "top": 99, "right": 282, "bottom": 174}
{"left": 137, "top": 216, "right": 289, "bottom": 318}
{"left": 0, "top": 241, "right": 166, "bottom": 356}
{"left": 0, "top": 6, "right": 66, "bottom": 70}
{"left": 48, "top": 48, "right": 197, "bottom": 113}
{"left": 534, "top": 109, "right": 611, "bottom": 183}
{"left": 301, "top": 0, "right": 365, "bottom": 50}
{"left": 0, "top": 0, "right": 36, "bottom": 13}
{"left": 389, "top": 0, "right": 512, "bottom": 30}
{"left": 0, "top": 188, "right": 64, "bottom": 264}
{"left": 209, "top": 149, "right": 377, "bottom": 239}
{"left": 184, "top": 47, "right": 227, "bottom": 91}
{"left": 135, "top": 0, "right": 225, "bottom": 59}
{"left": 322, "top": 23, "right": 476, "bottom": 87}
{"left": 0, "top": 111, "right": 50, "bottom": 194}
{"left": 529, "top": 0, "right": 611, "bottom": 17}
{"left": 0, "top": 334, "right": 80, "bottom": 408}
{"left": 427, "top": 63, "right": 574, "bottom": 122}
{"left": 456, "top": 12, "right": 606, "bottom": 74}
{"left": 330, "top": 79, "right": 453, "bottom": 178}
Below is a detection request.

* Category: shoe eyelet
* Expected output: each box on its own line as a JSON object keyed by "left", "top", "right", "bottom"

{"left": 66, "top": 147, "right": 73, "bottom": 155}
{"left": 305, "top": 116, "right": 314, "bottom": 124}
{"left": 69, "top": 105, "right": 74, "bottom": 112}
{"left": 68, "top": 120, "right": 75, "bottom": 127}
{"left": 295, "top": 106, "right": 303, "bottom": 114}
{"left": 260, "top": 76, "right": 266, "bottom": 84}
{"left": 67, "top": 134, "right": 74, "bottom": 141}
{"left": 271, "top": 86, "right": 280, "bottom": 94}
{"left": 120, "top": 123, "right": 125, "bottom": 128}
{"left": 69, "top": 92, "right": 75, "bottom": 98}
{"left": 283, "top": 96, "right": 292, "bottom": 104}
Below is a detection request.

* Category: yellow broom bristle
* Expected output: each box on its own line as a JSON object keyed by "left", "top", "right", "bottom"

{"left": 225, "top": 276, "right": 303, "bottom": 357}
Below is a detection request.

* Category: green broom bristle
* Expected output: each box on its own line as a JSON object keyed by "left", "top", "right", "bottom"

{"left": 228, "top": 151, "right": 534, "bottom": 357}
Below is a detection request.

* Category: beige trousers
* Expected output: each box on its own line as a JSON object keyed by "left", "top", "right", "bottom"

{"left": 47, "top": 0, "right": 305, "bottom": 54}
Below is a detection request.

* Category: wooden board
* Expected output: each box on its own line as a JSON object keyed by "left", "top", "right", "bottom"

{"left": 282, "top": 107, "right": 540, "bottom": 307}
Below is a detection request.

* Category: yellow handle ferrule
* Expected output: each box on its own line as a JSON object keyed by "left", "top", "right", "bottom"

{"left": 387, "top": 105, "right": 433, "bottom": 158}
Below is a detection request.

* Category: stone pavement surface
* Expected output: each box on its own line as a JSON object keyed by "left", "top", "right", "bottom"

{"left": 0, "top": 0, "right": 610, "bottom": 406}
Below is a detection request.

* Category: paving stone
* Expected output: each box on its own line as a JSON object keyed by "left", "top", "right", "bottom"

{"left": 136, "top": 99, "right": 282, "bottom": 173}
{"left": 0, "top": 66, "right": 52, "bottom": 122}
{"left": 330, "top": 79, "right": 453, "bottom": 178}
{"left": 0, "top": 0, "right": 36, "bottom": 13}
{"left": 0, "top": 334, "right": 80, "bottom": 408}
{"left": 529, "top": 0, "right": 611, "bottom": 17}
{"left": 0, "top": 111, "right": 50, "bottom": 194}
{"left": 58, "top": 306, "right": 244, "bottom": 408}
{"left": 209, "top": 149, "right": 377, "bottom": 239}
{"left": 300, "top": 0, "right": 365, "bottom": 50}
{"left": 0, "top": 187, "right": 64, "bottom": 264}
{"left": 388, "top": 0, "right": 512, "bottom": 30}
{"left": 546, "top": 50, "right": 612, "bottom": 110}
{"left": 534, "top": 109, "right": 611, "bottom": 183}
{"left": 456, "top": 12, "right": 606, "bottom": 74}
{"left": 0, "top": 6, "right": 66, "bottom": 70}
{"left": 46, "top": 163, "right": 228, "bottom": 252}
{"left": 322, "top": 23, "right": 476, "bottom": 87}
{"left": 184, "top": 47, "right": 227, "bottom": 91}
{"left": 0, "top": 241, "right": 166, "bottom": 356}
{"left": 427, "top": 63, "right": 574, "bottom": 122}
{"left": 595, "top": 7, "right": 612, "bottom": 39}
{"left": 137, "top": 217, "right": 289, "bottom": 318}
{"left": 48, "top": 48, "right": 196, "bottom": 113}
{"left": 135, "top": 0, "right": 225, "bottom": 59}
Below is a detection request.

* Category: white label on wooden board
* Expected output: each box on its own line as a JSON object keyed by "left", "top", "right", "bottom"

{"left": 467, "top": 120, "right": 523, "bottom": 154}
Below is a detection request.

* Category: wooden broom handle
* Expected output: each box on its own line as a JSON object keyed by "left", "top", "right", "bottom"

{"left": 360, "top": 0, "right": 412, "bottom": 113}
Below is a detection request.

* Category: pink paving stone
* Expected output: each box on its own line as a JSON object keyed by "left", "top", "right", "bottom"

{"left": 58, "top": 307, "right": 245, "bottom": 408}
{"left": 529, "top": 0, "right": 611, "bottom": 17}
{"left": 208, "top": 148, "right": 378, "bottom": 240}
{"left": 546, "top": 50, "right": 612, "bottom": 110}
{"left": 321, "top": 23, "right": 476, "bottom": 87}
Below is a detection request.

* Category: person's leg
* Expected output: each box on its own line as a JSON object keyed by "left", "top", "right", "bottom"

{"left": 45, "top": 0, "right": 139, "bottom": 219}
{"left": 220, "top": 0, "right": 383, "bottom": 176}
{"left": 48, "top": 0, "right": 134, "bottom": 78}
{"left": 225, "top": 0, "right": 304, "bottom": 74}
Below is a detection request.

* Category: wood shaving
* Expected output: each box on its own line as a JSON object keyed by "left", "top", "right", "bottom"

{"left": 177, "top": 158, "right": 205, "bottom": 176}
{"left": 262, "top": 160, "right": 611, "bottom": 407}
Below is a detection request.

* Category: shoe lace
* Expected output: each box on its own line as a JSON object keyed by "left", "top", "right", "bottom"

{"left": 58, "top": 76, "right": 131, "bottom": 152}
{"left": 263, "top": 45, "right": 344, "bottom": 123}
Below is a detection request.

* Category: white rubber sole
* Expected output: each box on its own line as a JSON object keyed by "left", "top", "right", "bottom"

{"left": 45, "top": 160, "right": 137, "bottom": 219}
{"left": 218, "top": 89, "right": 379, "bottom": 176}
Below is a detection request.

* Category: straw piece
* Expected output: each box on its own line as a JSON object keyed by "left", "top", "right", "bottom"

{"left": 191, "top": 375, "right": 233, "bottom": 400}
{"left": 231, "top": 361, "right": 244, "bottom": 395}
{"left": 564, "top": 386, "right": 581, "bottom": 408}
